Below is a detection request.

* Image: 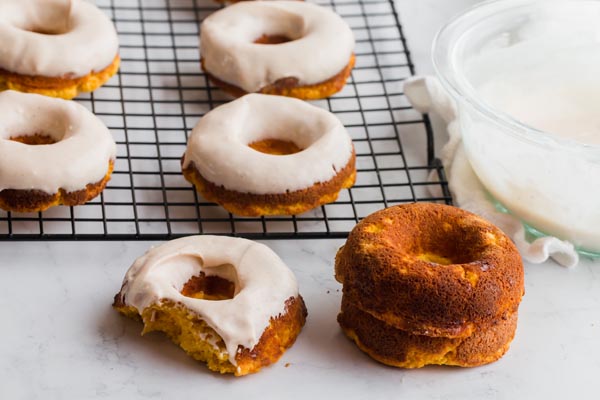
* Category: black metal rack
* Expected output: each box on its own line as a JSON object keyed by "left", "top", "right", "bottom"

{"left": 0, "top": 0, "right": 451, "bottom": 241}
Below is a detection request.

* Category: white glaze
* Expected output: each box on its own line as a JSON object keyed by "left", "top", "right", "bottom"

{"left": 0, "top": 0, "right": 119, "bottom": 78}
{"left": 0, "top": 90, "right": 116, "bottom": 193}
{"left": 117, "top": 235, "right": 300, "bottom": 368}
{"left": 467, "top": 3, "right": 600, "bottom": 146}
{"left": 200, "top": 0, "right": 355, "bottom": 93}
{"left": 454, "top": 1, "right": 600, "bottom": 252}
{"left": 182, "top": 93, "right": 354, "bottom": 194}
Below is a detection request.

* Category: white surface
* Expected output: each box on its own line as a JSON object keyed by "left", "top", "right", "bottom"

{"left": 1, "top": 0, "right": 600, "bottom": 399}
{"left": 1, "top": 240, "right": 599, "bottom": 399}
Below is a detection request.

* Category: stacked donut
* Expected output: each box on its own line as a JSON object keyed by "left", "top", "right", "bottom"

{"left": 335, "top": 203, "right": 525, "bottom": 368}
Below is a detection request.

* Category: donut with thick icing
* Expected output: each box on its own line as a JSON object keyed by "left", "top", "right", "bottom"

{"left": 200, "top": 1, "right": 355, "bottom": 100}
{"left": 335, "top": 203, "right": 524, "bottom": 368}
{"left": 113, "top": 235, "right": 307, "bottom": 376}
{"left": 0, "top": 91, "right": 116, "bottom": 212}
{"left": 182, "top": 94, "right": 356, "bottom": 216}
{"left": 0, "top": 0, "right": 120, "bottom": 99}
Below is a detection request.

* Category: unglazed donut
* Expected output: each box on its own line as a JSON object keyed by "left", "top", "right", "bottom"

{"left": 182, "top": 94, "right": 356, "bottom": 216}
{"left": 335, "top": 203, "right": 524, "bottom": 368}
{"left": 0, "top": 0, "right": 120, "bottom": 99}
{"left": 0, "top": 91, "right": 116, "bottom": 212}
{"left": 200, "top": 1, "right": 355, "bottom": 100}
{"left": 113, "top": 235, "right": 307, "bottom": 376}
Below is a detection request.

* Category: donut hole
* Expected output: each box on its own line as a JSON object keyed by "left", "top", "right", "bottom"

{"left": 250, "top": 14, "right": 303, "bottom": 46}
{"left": 401, "top": 218, "right": 495, "bottom": 266}
{"left": 9, "top": 134, "right": 58, "bottom": 145}
{"left": 416, "top": 253, "right": 454, "bottom": 265}
{"left": 413, "top": 234, "right": 487, "bottom": 266}
{"left": 25, "top": 26, "right": 69, "bottom": 35}
{"left": 18, "top": 17, "right": 72, "bottom": 36}
{"left": 15, "top": 2, "right": 73, "bottom": 36}
{"left": 253, "top": 34, "right": 294, "bottom": 45}
{"left": 181, "top": 271, "right": 236, "bottom": 301}
{"left": 249, "top": 139, "right": 303, "bottom": 155}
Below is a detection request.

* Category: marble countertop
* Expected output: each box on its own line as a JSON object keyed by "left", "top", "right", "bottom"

{"left": 2, "top": 1, "right": 599, "bottom": 399}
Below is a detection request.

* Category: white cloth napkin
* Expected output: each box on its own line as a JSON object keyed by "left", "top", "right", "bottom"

{"left": 404, "top": 76, "right": 579, "bottom": 268}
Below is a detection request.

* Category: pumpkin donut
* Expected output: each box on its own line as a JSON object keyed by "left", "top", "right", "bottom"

{"left": 200, "top": 0, "right": 355, "bottom": 100}
{"left": 0, "top": 91, "right": 115, "bottom": 212}
{"left": 335, "top": 203, "right": 525, "bottom": 368}
{"left": 113, "top": 235, "right": 307, "bottom": 376}
{"left": 0, "top": 0, "right": 119, "bottom": 99}
{"left": 182, "top": 94, "right": 356, "bottom": 216}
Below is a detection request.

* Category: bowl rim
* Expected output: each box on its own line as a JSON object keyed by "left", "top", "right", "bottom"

{"left": 432, "top": 0, "right": 600, "bottom": 155}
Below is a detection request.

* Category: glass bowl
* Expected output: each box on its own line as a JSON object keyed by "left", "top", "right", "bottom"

{"left": 433, "top": 0, "right": 600, "bottom": 256}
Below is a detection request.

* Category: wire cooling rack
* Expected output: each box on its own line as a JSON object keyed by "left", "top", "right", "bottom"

{"left": 0, "top": 0, "right": 451, "bottom": 240}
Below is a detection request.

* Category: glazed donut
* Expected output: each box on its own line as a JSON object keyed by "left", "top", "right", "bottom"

{"left": 113, "top": 235, "right": 307, "bottom": 376}
{"left": 335, "top": 203, "right": 524, "bottom": 368}
{"left": 200, "top": 1, "right": 355, "bottom": 100}
{"left": 182, "top": 94, "right": 356, "bottom": 216}
{"left": 0, "top": 90, "right": 116, "bottom": 212}
{"left": 0, "top": 0, "right": 120, "bottom": 99}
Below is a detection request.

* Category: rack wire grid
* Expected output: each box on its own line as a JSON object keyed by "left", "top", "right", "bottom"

{"left": 0, "top": 0, "right": 452, "bottom": 241}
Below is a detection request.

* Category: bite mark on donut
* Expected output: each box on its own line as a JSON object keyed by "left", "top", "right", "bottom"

{"left": 249, "top": 139, "right": 302, "bottom": 155}
{"left": 113, "top": 294, "right": 308, "bottom": 376}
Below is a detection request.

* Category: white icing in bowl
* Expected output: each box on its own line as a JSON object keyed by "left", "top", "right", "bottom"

{"left": 433, "top": 0, "right": 600, "bottom": 254}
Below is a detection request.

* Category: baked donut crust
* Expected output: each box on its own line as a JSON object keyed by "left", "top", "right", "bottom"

{"left": 182, "top": 151, "right": 356, "bottom": 216}
{"left": 0, "top": 55, "right": 120, "bottom": 100}
{"left": 202, "top": 54, "right": 355, "bottom": 100}
{"left": 338, "top": 297, "right": 518, "bottom": 368}
{"left": 335, "top": 203, "right": 524, "bottom": 368}
{"left": 0, "top": 160, "right": 114, "bottom": 213}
